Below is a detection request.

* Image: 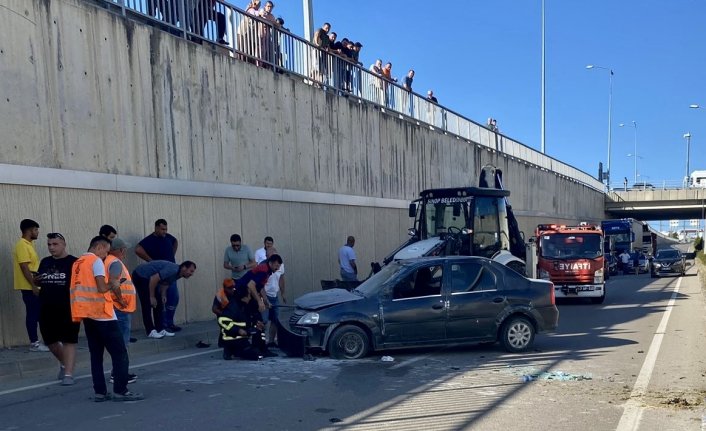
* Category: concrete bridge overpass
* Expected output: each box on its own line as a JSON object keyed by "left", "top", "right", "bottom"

{"left": 0, "top": 0, "right": 606, "bottom": 346}
{"left": 606, "top": 188, "right": 706, "bottom": 220}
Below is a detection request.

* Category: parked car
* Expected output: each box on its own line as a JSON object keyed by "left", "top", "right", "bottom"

{"left": 627, "top": 251, "right": 649, "bottom": 273}
{"left": 287, "top": 256, "right": 559, "bottom": 359}
{"left": 650, "top": 248, "right": 686, "bottom": 277}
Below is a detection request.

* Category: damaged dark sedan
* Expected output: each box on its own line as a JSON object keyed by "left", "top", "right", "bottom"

{"left": 285, "top": 256, "right": 559, "bottom": 359}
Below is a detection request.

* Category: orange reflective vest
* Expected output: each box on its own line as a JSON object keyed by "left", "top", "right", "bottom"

{"left": 214, "top": 288, "right": 230, "bottom": 315}
{"left": 105, "top": 255, "right": 137, "bottom": 313}
{"left": 70, "top": 254, "right": 114, "bottom": 322}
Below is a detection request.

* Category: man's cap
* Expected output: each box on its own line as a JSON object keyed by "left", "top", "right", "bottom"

{"left": 223, "top": 278, "right": 235, "bottom": 288}
{"left": 110, "top": 238, "right": 129, "bottom": 251}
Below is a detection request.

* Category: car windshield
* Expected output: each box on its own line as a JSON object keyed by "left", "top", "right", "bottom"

{"left": 656, "top": 250, "right": 679, "bottom": 259}
{"left": 354, "top": 262, "right": 403, "bottom": 296}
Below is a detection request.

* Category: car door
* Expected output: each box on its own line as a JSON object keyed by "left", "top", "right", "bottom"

{"left": 381, "top": 263, "right": 446, "bottom": 344}
{"left": 445, "top": 261, "right": 506, "bottom": 340}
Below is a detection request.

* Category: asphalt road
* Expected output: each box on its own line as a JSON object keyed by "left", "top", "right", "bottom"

{"left": 1, "top": 262, "right": 705, "bottom": 431}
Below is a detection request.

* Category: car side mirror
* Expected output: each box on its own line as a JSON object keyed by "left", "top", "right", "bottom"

{"left": 408, "top": 203, "right": 417, "bottom": 218}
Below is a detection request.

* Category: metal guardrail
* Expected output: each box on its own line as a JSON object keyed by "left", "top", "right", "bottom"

{"left": 609, "top": 180, "right": 701, "bottom": 191}
{"left": 100, "top": 0, "right": 605, "bottom": 192}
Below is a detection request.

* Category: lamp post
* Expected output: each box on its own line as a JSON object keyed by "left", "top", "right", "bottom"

{"left": 684, "top": 132, "right": 692, "bottom": 185}
{"left": 540, "top": 0, "right": 546, "bottom": 154}
{"left": 586, "top": 64, "right": 614, "bottom": 189}
{"left": 303, "top": 0, "right": 314, "bottom": 42}
{"left": 620, "top": 121, "right": 638, "bottom": 183}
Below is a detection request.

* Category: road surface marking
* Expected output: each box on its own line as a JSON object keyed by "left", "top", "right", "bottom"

{"left": 0, "top": 349, "right": 220, "bottom": 397}
{"left": 616, "top": 276, "right": 682, "bottom": 431}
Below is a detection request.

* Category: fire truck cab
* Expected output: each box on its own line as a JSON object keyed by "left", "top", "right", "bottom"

{"left": 533, "top": 223, "right": 606, "bottom": 304}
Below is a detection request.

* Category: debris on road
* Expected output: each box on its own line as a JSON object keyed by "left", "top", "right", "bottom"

{"left": 381, "top": 356, "right": 395, "bottom": 362}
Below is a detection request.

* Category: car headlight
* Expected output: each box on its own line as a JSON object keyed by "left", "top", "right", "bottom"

{"left": 539, "top": 268, "right": 551, "bottom": 280}
{"left": 594, "top": 268, "right": 604, "bottom": 284}
{"left": 653, "top": 263, "right": 661, "bottom": 268}
{"left": 297, "top": 312, "right": 319, "bottom": 325}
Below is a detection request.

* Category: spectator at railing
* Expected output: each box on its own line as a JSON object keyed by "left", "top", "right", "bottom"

{"left": 350, "top": 42, "right": 363, "bottom": 96}
{"left": 402, "top": 69, "right": 415, "bottom": 116}
{"left": 328, "top": 32, "right": 341, "bottom": 89}
{"left": 427, "top": 90, "right": 438, "bottom": 103}
{"left": 381, "top": 62, "right": 397, "bottom": 109}
{"left": 369, "top": 59, "right": 384, "bottom": 105}
{"left": 275, "top": 17, "right": 294, "bottom": 72}
{"left": 147, "top": 0, "right": 179, "bottom": 27}
{"left": 312, "top": 23, "right": 331, "bottom": 85}
{"left": 487, "top": 117, "right": 498, "bottom": 132}
{"left": 193, "top": 0, "right": 228, "bottom": 45}
{"left": 258, "top": 1, "right": 278, "bottom": 68}
{"left": 237, "top": 0, "right": 261, "bottom": 63}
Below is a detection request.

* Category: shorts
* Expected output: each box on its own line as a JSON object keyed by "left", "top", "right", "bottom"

{"left": 39, "top": 304, "right": 80, "bottom": 345}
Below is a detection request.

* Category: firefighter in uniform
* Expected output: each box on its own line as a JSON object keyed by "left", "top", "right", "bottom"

{"left": 213, "top": 278, "right": 267, "bottom": 360}
{"left": 70, "top": 236, "right": 142, "bottom": 402}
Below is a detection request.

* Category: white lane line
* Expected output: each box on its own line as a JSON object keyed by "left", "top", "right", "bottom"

{"left": 616, "top": 276, "right": 682, "bottom": 431}
{"left": 0, "top": 349, "right": 220, "bottom": 397}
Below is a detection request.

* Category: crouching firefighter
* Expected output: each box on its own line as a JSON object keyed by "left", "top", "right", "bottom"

{"left": 213, "top": 278, "right": 267, "bottom": 360}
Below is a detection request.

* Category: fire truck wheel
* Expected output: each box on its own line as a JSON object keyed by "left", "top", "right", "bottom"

{"left": 500, "top": 316, "right": 535, "bottom": 353}
{"left": 590, "top": 291, "right": 606, "bottom": 304}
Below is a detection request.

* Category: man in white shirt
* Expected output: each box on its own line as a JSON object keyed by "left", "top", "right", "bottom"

{"left": 255, "top": 236, "right": 274, "bottom": 264}
{"left": 262, "top": 247, "right": 285, "bottom": 347}
{"left": 619, "top": 250, "right": 631, "bottom": 274}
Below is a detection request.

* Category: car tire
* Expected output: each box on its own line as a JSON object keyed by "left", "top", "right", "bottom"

{"left": 328, "top": 325, "right": 369, "bottom": 360}
{"left": 500, "top": 316, "right": 535, "bottom": 353}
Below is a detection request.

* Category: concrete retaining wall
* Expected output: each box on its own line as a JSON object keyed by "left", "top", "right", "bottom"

{"left": 0, "top": 0, "right": 605, "bottom": 347}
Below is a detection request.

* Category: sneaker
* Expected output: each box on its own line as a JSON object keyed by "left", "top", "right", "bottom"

{"left": 165, "top": 325, "right": 182, "bottom": 332}
{"left": 159, "top": 329, "right": 175, "bottom": 337}
{"left": 147, "top": 330, "right": 165, "bottom": 339}
{"left": 113, "top": 391, "right": 144, "bottom": 402}
{"left": 94, "top": 393, "right": 112, "bottom": 402}
{"left": 109, "top": 373, "right": 137, "bottom": 384}
{"left": 61, "top": 375, "right": 75, "bottom": 386}
{"left": 29, "top": 341, "right": 50, "bottom": 352}
{"left": 57, "top": 365, "right": 65, "bottom": 381}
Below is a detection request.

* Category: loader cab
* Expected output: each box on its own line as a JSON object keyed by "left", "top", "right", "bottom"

{"left": 409, "top": 187, "right": 511, "bottom": 259}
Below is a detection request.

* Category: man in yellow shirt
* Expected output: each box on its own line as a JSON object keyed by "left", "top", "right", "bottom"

{"left": 13, "top": 219, "right": 48, "bottom": 352}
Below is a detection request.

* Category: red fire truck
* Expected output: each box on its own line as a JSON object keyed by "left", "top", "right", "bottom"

{"left": 532, "top": 223, "right": 606, "bottom": 304}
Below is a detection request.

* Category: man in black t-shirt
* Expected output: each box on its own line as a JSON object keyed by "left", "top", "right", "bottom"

{"left": 36, "top": 232, "right": 79, "bottom": 386}
{"left": 135, "top": 218, "right": 182, "bottom": 333}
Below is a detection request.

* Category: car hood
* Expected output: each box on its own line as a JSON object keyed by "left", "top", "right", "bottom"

{"left": 294, "top": 288, "right": 364, "bottom": 311}
{"left": 393, "top": 238, "right": 445, "bottom": 260}
{"left": 654, "top": 258, "right": 681, "bottom": 264}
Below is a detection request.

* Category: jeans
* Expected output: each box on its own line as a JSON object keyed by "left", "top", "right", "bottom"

{"left": 163, "top": 282, "right": 179, "bottom": 328}
{"left": 340, "top": 269, "right": 357, "bottom": 282}
{"left": 83, "top": 319, "right": 129, "bottom": 395}
{"left": 133, "top": 272, "right": 164, "bottom": 335}
{"left": 21, "top": 290, "right": 40, "bottom": 343}
{"left": 115, "top": 309, "right": 132, "bottom": 345}
{"left": 261, "top": 295, "right": 279, "bottom": 324}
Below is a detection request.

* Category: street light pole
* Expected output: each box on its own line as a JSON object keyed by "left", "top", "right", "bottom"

{"left": 541, "top": 0, "right": 546, "bottom": 154}
{"left": 684, "top": 132, "right": 692, "bottom": 185}
{"left": 586, "top": 65, "right": 614, "bottom": 189}
{"left": 303, "top": 0, "right": 314, "bottom": 42}
{"left": 620, "top": 121, "right": 638, "bottom": 183}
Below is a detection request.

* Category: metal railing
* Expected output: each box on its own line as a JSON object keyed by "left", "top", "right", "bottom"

{"left": 101, "top": 0, "right": 605, "bottom": 192}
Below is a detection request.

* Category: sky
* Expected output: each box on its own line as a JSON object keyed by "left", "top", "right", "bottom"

{"left": 257, "top": 0, "right": 706, "bottom": 190}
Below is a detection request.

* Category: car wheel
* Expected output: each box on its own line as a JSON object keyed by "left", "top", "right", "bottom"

{"left": 328, "top": 325, "right": 369, "bottom": 360}
{"left": 501, "top": 316, "right": 535, "bottom": 353}
{"left": 590, "top": 292, "right": 606, "bottom": 304}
